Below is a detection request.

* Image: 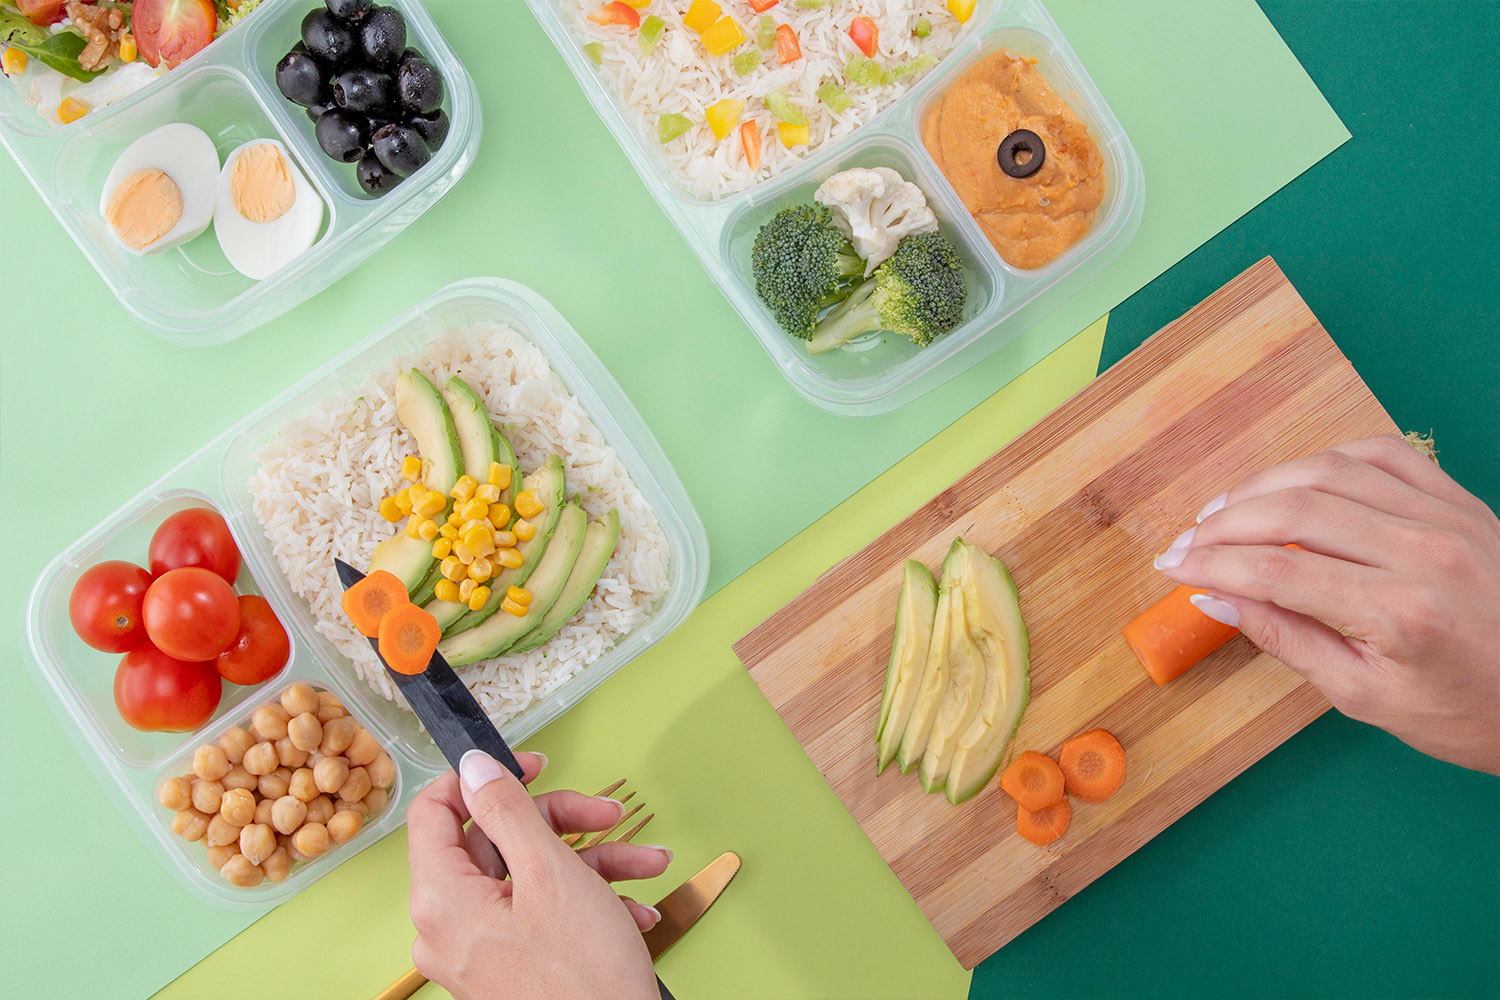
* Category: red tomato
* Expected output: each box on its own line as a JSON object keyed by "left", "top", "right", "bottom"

{"left": 131, "top": 0, "right": 218, "bottom": 70}
{"left": 143, "top": 567, "right": 240, "bottom": 661}
{"left": 215, "top": 595, "right": 291, "bottom": 686}
{"left": 17, "top": 0, "right": 68, "bottom": 26}
{"left": 69, "top": 560, "right": 153, "bottom": 652}
{"left": 149, "top": 507, "right": 240, "bottom": 584}
{"left": 114, "top": 645, "right": 222, "bottom": 732}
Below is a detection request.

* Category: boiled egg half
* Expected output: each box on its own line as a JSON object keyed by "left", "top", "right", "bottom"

{"left": 214, "top": 139, "right": 325, "bottom": 280}
{"left": 100, "top": 122, "right": 219, "bottom": 255}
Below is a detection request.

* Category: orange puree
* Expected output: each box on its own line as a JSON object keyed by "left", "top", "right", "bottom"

{"left": 105, "top": 168, "right": 183, "bottom": 251}
{"left": 922, "top": 50, "right": 1105, "bottom": 270}
{"left": 231, "top": 143, "right": 295, "bottom": 224}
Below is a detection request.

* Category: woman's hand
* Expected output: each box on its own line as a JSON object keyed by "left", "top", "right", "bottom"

{"left": 1154, "top": 434, "right": 1500, "bottom": 774}
{"left": 406, "top": 750, "right": 672, "bottom": 1000}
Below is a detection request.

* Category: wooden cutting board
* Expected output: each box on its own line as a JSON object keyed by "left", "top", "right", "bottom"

{"left": 734, "top": 258, "right": 1399, "bottom": 969}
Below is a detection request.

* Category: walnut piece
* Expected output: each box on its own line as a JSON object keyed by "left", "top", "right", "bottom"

{"left": 67, "top": 2, "right": 125, "bottom": 72}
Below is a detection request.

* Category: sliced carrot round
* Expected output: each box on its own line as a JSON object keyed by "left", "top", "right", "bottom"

{"left": 377, "top": 602, "right": 440, "bottom": 675}
{"left": 1000, "top": 751, "right": 1066, "bottom": 812}
{"left": 341, "top": 570, "right": 409, "bottom": 638}
{"left": 1017, "top": 797, "right": 1070, "bottom": 846}
{"left": 1058, "top": 728, "right": 1126, "bottom": 803}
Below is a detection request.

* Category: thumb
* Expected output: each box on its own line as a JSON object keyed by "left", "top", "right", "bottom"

{"left": 458, "top": 750, "right": 565, "bottom": 878}
{"left": 1191, "top": 592, "right": 1370, "bottom": 707}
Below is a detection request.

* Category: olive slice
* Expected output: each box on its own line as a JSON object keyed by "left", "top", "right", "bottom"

{"left": 997, "top": 129, "right": 1045, "bottom": 178}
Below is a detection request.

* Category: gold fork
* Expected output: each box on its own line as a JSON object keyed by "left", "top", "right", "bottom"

{"left": 375, "top": 779, "right": 656, "bottom": 1000}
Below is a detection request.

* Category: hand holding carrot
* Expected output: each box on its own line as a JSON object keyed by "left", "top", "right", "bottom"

{"left": 1154, "top": 434, "right": 1500, "bottom": 774}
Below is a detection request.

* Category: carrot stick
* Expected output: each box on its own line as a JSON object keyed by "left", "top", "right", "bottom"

{"left": 1123, "top": 584, "right": 1238, "bottom": 685}
{"left": 1000, "top": 751, "right": 1065, "bottom": 812}
{"left": 341, "top": 570, "right": 409, "bottom": 638}
{"left": 377, "top": 603, "right": 440, "bottom": 675}
{"left": 1058, "top": 729, "right": 1126, "bottom": 803}
{"left": 1016, "top": 797, "right": 1070, "bottom": 846}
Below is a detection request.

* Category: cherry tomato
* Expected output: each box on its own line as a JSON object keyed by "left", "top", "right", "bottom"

{"left": 131, "top": 0, "right": 217, "bottom": 69}
{"left": 69, "top": 560, "right": 153, "bottom": 653}
{"left": 216, "top": 595, "right": 291, "bottom": 686}
{"left": 148, "top": 507, "right": 241, "bottom": 584}
{"left": 16, "top": 0, "right": 68, "bottom": 26}
{"left": 114, "top": 646, "right": 222, "bottom": 732}
{"left": 143, "top": 567, "right": 241, "bottom": 661}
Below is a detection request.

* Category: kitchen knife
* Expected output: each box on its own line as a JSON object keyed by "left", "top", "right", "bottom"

{"left": 643, "top": 851, "right": 742, "bottom": 962}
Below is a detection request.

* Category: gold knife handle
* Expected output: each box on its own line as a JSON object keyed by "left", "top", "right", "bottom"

{"left": 373, "top": 967, "right": 428, "bottom": 1000}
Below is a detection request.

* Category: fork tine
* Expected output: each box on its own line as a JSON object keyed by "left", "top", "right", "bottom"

{"left": 614, "top": 812, "right": 653, "bottom": 844}
{"left": 593, "top": 779, "right": 627, "bottom": 798}
{"left": 576, "top": 801, "right": 644, "bottom": 850}
{"left": 565, "top": 780, "right": 636, "bottom": 846}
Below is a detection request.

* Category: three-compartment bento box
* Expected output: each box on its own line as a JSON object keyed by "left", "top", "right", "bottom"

{"left": 23, "top": 278, "right": 709, "bottom": 907}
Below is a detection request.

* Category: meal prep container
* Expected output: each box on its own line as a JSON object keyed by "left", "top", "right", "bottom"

{"left": 0, "top": 0, "right": 480, "bottom": 346}
{"left": 23, "top": 278, "right": 710, "bottom": 909}
{"left": 525, "top": 0, "right": 1143, "bottom": 416}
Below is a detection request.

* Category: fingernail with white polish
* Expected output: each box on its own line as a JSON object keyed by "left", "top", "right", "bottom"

{"left": 460, "top": 750, "right": 503, "bottom": 793}
{"left": 1190, "top": 592, "right": 1241, "bottom": 628}
{"left": 642, "top": 905, "right": 662, "bottom": 926}
{"left": 531, "top": 752, "right": 548, "bottom": 771}
{"left": 1196, "top": 493, "right": 1228, "bottom": 523}
{"left": 597, "top": 796, "right": 625, "bottom": 817}
{"left": 1153, "top": 527, "right": 1195, "bottom": 571}
{"left": 644, "top": 844, "right": 674, "bottom": 862}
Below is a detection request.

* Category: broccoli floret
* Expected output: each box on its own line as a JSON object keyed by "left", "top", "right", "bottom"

{"left": 807, "top": 230, "right": 966, "bottom": 355}
{"left": 751, "top": 204, "right": 866, "bottom": 339}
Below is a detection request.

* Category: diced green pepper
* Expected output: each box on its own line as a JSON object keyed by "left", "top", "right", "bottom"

{"left": 733, "top": 48, "right": 763, "bottom": 76}
{"left": 758, "top": 14, "right": 776, "bottom": 49}
{"left": 764, "top": 87, "right": 807, "bottom": 126}
{"left": 657, "top": 113, "right": 693, "bottom": 143}
{"left": 795, "top": 0, "right": 828, "bottom": 6}
{"left": 638, "top": 15, "right": 666, "bottom": 55}
{"left": 845, "top": 54, "right": 889, "bottom": 87}
{"left": 815, "top": 81, "right": 852, "bottom": 113}
{"left": 583, "top": 42, "right": 604, "bottom": 66}
{"left": 889, "top": 54, "right": 939, "bottom": 80}
{"left": 914, "top": 18, "right": 932, "bottom": 38}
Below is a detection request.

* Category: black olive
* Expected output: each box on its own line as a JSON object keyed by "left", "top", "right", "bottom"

{"left": 395, "top": 56, "right": 443, "bottom": 114}
{"left": 358, "top": 5, "right": 407, "bottom": 68}
{"left": 371, "top": 122, "right": 429, "bottom": 177}
{"left": 275, "top": 49, "right": 329, "bottom": 107}
{"left": 305, "top": 100, "right": 334, "bottom": 123}
{"left": 356, "top": 149, "right": 403, "bottom": 196}
{"left": 315, "top": 109, "right": 370, "bottom": 163}
{"left": 407, "top": 107, "right": 449, "bottom": 151}
{"left": 997, "top": 129, "right": 1045, "bottom": 178}
{"left": 325, "top": 0, "right": 372, "bottom": 24}
{"left": 332, "top": 66, "right": 394, "bottom": 113}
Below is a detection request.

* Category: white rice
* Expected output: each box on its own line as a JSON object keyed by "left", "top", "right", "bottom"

{"left": 247, "top": 323, "right": 671, "bottom": 728}
{"left": 565, "top": 0, "right": 967, "bottom": 200}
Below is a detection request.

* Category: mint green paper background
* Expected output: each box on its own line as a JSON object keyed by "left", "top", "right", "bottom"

{"left": 0, "top": 1, "right": 1345, "bottom": 997}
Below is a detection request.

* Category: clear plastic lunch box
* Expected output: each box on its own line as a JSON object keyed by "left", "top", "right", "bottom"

{"left": 22, "top": 278, "right": 710, "bottom": 909}
{"left": 0, "top": 0, "right": 480, "bottom": 346}
{"left": 524, "top": 0, "right": 1143, "bottom": 416}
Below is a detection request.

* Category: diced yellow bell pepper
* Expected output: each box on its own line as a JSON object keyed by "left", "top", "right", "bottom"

{"left": 683, "top": 0, "right": 720, "bottom": 33}
{"left": 434, "top": 578, "right": 460, "bottom": 603}
{"left": 404, "top": 516, "right": 424, "bottom": 539}
{"left": 514, "top": 490, "right": 545, "bottom": 519}
{"left": 506, "top": 586, "right": 532, "bottom": 607}
{"left": 463, "top": 525, "right": 496, "bottom": 557}
{"left": 400, "top": 456, "right": 422, "bottom": 481}
{"left": 413, "top": 490, "right": 446, "bottom": 518}
{"left": 459, "top": 578, "right": 476, "bottom": 601}
{"left": 487, "top": 463, "right": 512, "bottom": 489}
{"left": 493, "top": 530, "right": 517, "bottom": 549}
{"left": 468, "top": 557, "right": 493, "bottom": 582}
{"left": 947, "top": 0, "right": 976, "bottom": 23}
{"left": 701, "top": 16, "right": 744, "bottom": 54}
{"left": 118, "top": 32, "right": 136, "bottom": 63}
{"left": 2, "top": 48, "right": 29, "bottom": 76}
{"left": 440, "top": 557, "right": 465, "bottom": 582}
{"left": 487, "top": 504, "right": 511, "bottom": 529}
{"left": 618, "top": 0, "right": 649, "bottom": 6}
{"left": 706, "top": 98, "right": 744, "bottom": 139}
{"left": 513, "top": 519, "right": 537, "bottom": 542}
{"left": 777, "top": 121, "right": 810, "bottom": 147}
{"left": 475, "top": 483, "right": 500, "bottom": 504}
{"left": 378, "top": 497, "right": 404, "bottom": 522}
{"left": 451, "top": 475, "right": 478, "bottom": 501}
{"left": 468, "top": 586, "right": 491, "bottom": 612}
{"left": 501, "top": 597, "right": 529, "bottom": 618}
{"left": 57, "top": 96, "right": 88, "bottom": 124}
{"left": 417, "top": 519, "right": 439, "bottom": 541}
{"left": 496, "top": 547, "right": 524, "bottom": 569}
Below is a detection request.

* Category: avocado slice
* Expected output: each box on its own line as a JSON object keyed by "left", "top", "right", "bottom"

{"left": 368, "top": 370, "right": 463, "bottom": 593}
{"left": 437, "top": 503, "right": 588, "bottom": 667}
{"left": 897, "top": 539, "right": 963, "bottom": 775}
{"left": 442, "top": 376, "right": 520, "bottom": 508}
{"left": 438, "top": 455, "right": 566, "bottom": 636}
{"left": 508, "top": 510, "right": 620, "bottom": 654}
{"left": 876, "top": 560, "right": 938, "bottom": 774}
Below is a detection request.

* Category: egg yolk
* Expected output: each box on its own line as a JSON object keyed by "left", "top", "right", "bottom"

{"left": 105, "top": 169, "right": 183, "bottom": 251}
{"left": 231, "top": 143, "right": 296, "bottom": 224}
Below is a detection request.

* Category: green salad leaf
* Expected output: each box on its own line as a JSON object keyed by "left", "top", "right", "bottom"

{"left": 0, "top": 12, "right": 107, "bottom": 83}
{"left": 1, "top": 7, "right": 50, "bottom": 47}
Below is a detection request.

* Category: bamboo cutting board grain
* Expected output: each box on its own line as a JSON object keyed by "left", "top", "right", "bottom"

{"left": 734, "top": 258, "right": 1399, "bottom": 969}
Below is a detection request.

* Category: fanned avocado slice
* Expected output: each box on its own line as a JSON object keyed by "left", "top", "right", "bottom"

{"left": 442, "top": 376, "right": 520, "bottom": 508}
{"left": 876, "top": 560, "right": 938, "bottom": 774}
{"left": 508, "top": 510, "right": 620, "bottom": 655}
{"left": 896, "top": 538, "right": 964, "bottom": 775}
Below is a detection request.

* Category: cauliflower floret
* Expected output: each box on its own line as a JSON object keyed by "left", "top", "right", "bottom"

{"left": 814, "top": 166, "right": 939, "bottom": 274}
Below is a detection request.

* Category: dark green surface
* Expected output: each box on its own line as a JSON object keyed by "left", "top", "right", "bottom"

{"left": 973, "top": 2, "right": 1500, "bottom": 998}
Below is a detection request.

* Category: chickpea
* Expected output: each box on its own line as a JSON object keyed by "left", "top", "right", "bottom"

{"left": 344, "top": 727, "right": 380, "bottom": 767}
{"left": 274, "top": 736, "right": 309, "bottom": 769}
{"left": 171, "top": 808, "right": 210, "bottom": 842}
{"left": 279, "top": 832, "right": 304, "bottom": 863}
{"left": 288, "top": 767, "right": 318, "bottom": 802}
{"left": 254, "top": 797, "right": 276, "bottom": 827}
{"left": 258, "top": 768, "right": 290, "bottom": 800}
{"left": 291, "top": 821, "right": 331, "bottom": 858}
{"left": 222, "top": 765, "right": 257, "bottom": 791}
{"left": 250, "top": 703, "right": 290, "bottom": 741}
{"left": 318, "top": 716, "right": 357, "bottom": 756}
{"left": 315, "top": 690, "right": 346, "bottom": 723}
{"left": 206, "top": 843, "right": 239, "bottom": 870}
{"left": 158, "top": 776, "right": 193, "bottom": 812}
{"left": 220, "top": 854, "right": 263, "bottom": 888}
{"left": 335, "top": 798, "right": 369, "bottom": 817}
{"left": 243, "top": 741, "right": 278, "bottom": 776}
{"left": 313, "top": 756, "right": 349, "bottom": 795}
{"left": 367, "top": 751, "right": 396, "bottom": 790}
{"left": 192, "top": 744, "right": 230, "bottom": 781}
{"left": 337, "top": 765, "right": 371, "bottom": 804}
{"left": 327, "top": 809, "right": 363, "bottom": 845}
{"left": 219, "top": 787, "right": 256, "bottom": 826}
{"left": 364, "top": 786, "right": 388, "bottom": 813}
{"left": 306, "top": 794, "right": 335, "bottom": 825}
{"left": 190, "top": 778, "right": 225, "bottom": 815}
{"left": 271, "top": 794, "right": 308, "bottom": 835}
{"left": 262, "top": 847, "right": 291, "bottom": 883}
{"left": 287, "top": 712, "right": 323, "bottom": 753}
{"left": 305, "top": 751, "right": 325, "bottom": 768}
{"left": 280, "top": 683, "right": 319, "bottom": 717}
{"left": 239, "top": 823, "right": 276, "bottom": 865}
{"left": 206, "top": 813, "right": 243, "bottom": 848}
{"left": 219, "top": 726, "right": 255, "bottom": 765}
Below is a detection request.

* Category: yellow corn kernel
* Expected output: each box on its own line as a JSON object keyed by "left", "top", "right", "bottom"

{"left": 467, "top": 561, "right": 492, "bottom": 584}
{"left": 462, "top": 526, "right": 494, "bottom": 557}
{"left": 514, "top": 490, "right": 545, "bottom": 518}
{"left": 451, "top": 475, "right": 477, "bottom": 501}
{"left": 417, "top": 519, "right": 439, "bottom": 541}
{"left": 446, "top": 510, "right": 463, "bottom": 526}
{"left": 400, "top": 456, "right": 422, "bottom": 481}
{"left": 458, "top": 578, "right": 476, "bottom": 601}
{"left": 468, "top": 586, "right": 491, "bottom": 612}
{"left": 501, "top": 597, "right": 528, "bottom": 618}
{"left": 453, "top": 541, "right": 474, "bottom": 565}
{"left": 475, "top": 483, "right": 500, "bottom": 504}
{"left": 487, "top": 462, "right": 512, "bottom": 489}
{"left": 701, "top": 17, "right": 745, "bottom": 56}
{"left": 57, "top": 96, "right": 88, "bottom": 124}
{"left": 2, "top": 48, "right": 28, "bottom": 76}
{"left": 487, "top": 504, "right": 511, "bottom": 529}
{"left": 493, "top": 530, "right": 517, "bottom": 549}
{"left": 683, "top": 0, "right": 720, "bottom": 33}
{"left": 947, "top": 0, "right": 976, "bottom": 23}
{"left": 404, "top": 516, "right": 424, "bottom": 539}
{"left": 118, "top": 32, "right": 136, "bottom": 63}
{"left": 506, "top": 586, "right": 532, "bottom": 607}
{"left": 413, "top": 491, "right": 446, "bottom": 518}
{"left": 440, "top": 523, "right": 459, "bottom": 541}
{"left": 378, "top": 497, "right": 403, "bottom": 522}
{"left": 431, "top": 537, "right": 453, "bottom": 559}
{"left": 513, "top": 519, "right": 537, "bottom": 542}
{"left": 394, "top": 488, "right": 415, "bottom": 515}
{"left": 777, "top": 120, "right": 810, "bottom": 147}
{"left": 495, "top": 547, "right": 524, "bottom": 570}
{"left": 433, "top": 578, "right": 460, "bottom": 603}
{"left": 440, "top": 557, "right": 465, "bottom": 582}
{"left": 460, "top": 498, "right": 489, "bottom": 522}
